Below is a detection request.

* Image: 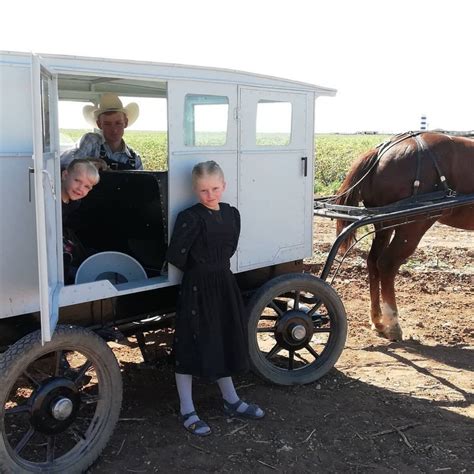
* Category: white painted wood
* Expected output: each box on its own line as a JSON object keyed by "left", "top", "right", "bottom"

{"left": 31, "top": 55, "right": 62, "bottom": 343}
{"left": 0, "top": 155, "right": 39, "bottom": 317}
{"left": 238, "top": 88, "right": 313, "bottom": 271}
{"left": 167, "top": 80, "right": 239, "bottom": 278}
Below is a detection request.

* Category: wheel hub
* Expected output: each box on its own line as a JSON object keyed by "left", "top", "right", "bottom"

{"left": 275, "top": 310, "right": 314, "bottom": 350}
{"left": 291, "top": 324, "right": 307, "bottom": 341}
{"left": 30, "top": 377, "right": 81, "bottom": 435}
{"left": 51, "top": 397, "right": 74, "bottom": 421}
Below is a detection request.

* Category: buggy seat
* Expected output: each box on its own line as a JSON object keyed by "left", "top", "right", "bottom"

{"left": 72, "top": 170, "right": 168, "bottom": 277}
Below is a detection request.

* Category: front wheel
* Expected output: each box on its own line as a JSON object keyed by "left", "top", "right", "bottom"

{"left": 0, "top": 325, "right": 122, "bottom": 473}
{"left": 247, "top": 273, "right": 347, "bottom": 385}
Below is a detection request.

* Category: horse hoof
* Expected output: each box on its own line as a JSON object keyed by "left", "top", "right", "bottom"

{"left": 385, "top": 324, "right": 403, "bottom": 341}
{"left": 372, "top": 323, "right": 403, "bottom": 341}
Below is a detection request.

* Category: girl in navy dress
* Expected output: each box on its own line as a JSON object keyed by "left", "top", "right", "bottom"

{"left": 166, "top": 161, "right": 264, "bottom": 436}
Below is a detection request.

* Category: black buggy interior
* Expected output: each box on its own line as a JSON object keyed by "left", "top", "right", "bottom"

{"left": 70, "top": 170, "right": 169, "bottom": 279}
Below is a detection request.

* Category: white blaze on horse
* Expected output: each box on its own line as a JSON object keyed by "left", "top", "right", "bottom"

{"left": 335, "top": 132, "right": 474, "bottom": 340}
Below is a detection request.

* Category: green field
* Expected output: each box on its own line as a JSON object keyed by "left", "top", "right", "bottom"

{"left": 61, "top": 129, "right": 390, "bottom": 195}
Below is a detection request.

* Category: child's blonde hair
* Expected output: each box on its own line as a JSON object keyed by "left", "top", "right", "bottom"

{"left": 66, "top": 158, "right": 100, "bottom": 185}
{"left": 191, "top": 161, "right": 224, "bottom": 187}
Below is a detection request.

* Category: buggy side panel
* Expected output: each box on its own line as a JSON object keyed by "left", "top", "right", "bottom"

{"left": 0, "top": 61, "right": 40, "bottom": 319}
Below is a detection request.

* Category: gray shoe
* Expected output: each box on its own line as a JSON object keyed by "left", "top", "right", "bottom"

{"left": 223, "top": 399, "right": 265, "bottom": 420}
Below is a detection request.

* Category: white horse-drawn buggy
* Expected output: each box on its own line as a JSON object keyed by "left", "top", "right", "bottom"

{"left": 0, "top": 51, "right": 347, "bottom": 472}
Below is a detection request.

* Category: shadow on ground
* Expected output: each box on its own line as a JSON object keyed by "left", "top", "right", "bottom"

{"left": 90, "top": 349, "right": 473, "bottom": 473}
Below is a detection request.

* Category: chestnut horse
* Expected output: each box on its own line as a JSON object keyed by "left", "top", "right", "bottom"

{"left": 335, "top": 131, "right": 474, "bottom": 340}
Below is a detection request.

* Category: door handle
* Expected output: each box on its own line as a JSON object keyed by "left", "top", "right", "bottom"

{"left": 28, "top": 167, "right": 34, "bottom": 202}
{"left": 301, "top": 156, "right": 308, "bottom": 177}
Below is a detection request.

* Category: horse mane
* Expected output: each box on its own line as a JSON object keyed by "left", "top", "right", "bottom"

{"left": 335, "top": 148, "right": 380, "bottom": 252}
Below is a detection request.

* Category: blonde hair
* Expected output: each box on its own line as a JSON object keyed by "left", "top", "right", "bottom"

{"left": 192, "top": 161, "right": 224, "bottom": 187}
{"left": 67, "top": 158, "right": 100, "bottom": 185}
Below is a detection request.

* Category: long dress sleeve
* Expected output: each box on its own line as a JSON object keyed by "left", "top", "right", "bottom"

{"left": 166, "top": 209, "right": 201, "bottom": 271}
{"left": 230, "top": 206, "right": 241, "bottom": 256}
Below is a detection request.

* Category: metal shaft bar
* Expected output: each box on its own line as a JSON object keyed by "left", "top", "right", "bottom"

{"left": 316, "top": 193, "right": 474, "bottom": 282}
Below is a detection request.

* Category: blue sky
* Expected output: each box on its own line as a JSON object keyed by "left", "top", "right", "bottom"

{"left": 2, "top": 0, "right": 472, "bottom": 133}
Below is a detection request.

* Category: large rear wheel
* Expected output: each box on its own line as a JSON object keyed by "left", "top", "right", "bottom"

{"left": 0, "top": 325, "right": 122, "bottom": 473}
{"left": 247, "top": 273, "right": 347, "bottom": 385}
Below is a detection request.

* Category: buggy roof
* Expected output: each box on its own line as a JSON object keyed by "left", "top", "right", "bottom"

{"left": 1, "top": 50, "right": 336, "bottom": 100}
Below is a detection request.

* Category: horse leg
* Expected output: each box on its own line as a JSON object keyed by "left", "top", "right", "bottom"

{"left": 367, "top": 228, "right": 393, "bottom": 333}
{"left": 376, "top": 220, "right": 435, "bottom": 341}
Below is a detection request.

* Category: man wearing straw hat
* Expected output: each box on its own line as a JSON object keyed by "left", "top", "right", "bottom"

{"left": 61, "top": 93, "right": 143, "bottom": 170}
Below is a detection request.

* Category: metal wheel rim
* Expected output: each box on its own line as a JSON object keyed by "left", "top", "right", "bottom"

{"left": 254, "top": 287, "right": 340, "bottom": 373}
{"left": 2, "top": 345, "right": 111, "bottom": 469}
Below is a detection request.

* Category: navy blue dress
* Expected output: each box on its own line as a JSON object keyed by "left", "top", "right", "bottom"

{"left": 166, "top": 202, "right": 249, "bottom": 378}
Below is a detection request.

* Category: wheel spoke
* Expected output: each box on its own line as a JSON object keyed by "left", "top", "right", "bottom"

{"left": 293, "top": 291, "right": 300, "bottom": 310}
{"left": 257, "top": 326, "right": 275, "bottom": 333}
{"left": 54, "top": 350, "right": 65, "bottom": 376}
{"left": 267, "top": 300, "right": 283, "bottom": 317}
{"left": 23, "top": 370, "right": 41, "bottom": 388}
{"left": 307, "top": 300, "right": 323, "bottom": 317}
{"left": 305, "top": 344, "right": 320, "bottom": 360}
{"left": 259, "top": 315, "right": 278, "bottom": 321}
{"left": 15, "top": 426, "right": 35, "bottom": 454}
{"left": 288, "top": 350, "right": 295, "bottom": 370}
{"left": 265, "top": 342, "right": 282, "bottom": 360}
{"left": 74, "top": 360, "right": 93, "bottom": 386}
{"left": 46, "top": 436, "right": 55, "bottom": 462}
{"left": 5, "top": 403, "right": 30, "bottom": 415}
{"left": 313, "top": 327, "right": 332, "bottom": 333}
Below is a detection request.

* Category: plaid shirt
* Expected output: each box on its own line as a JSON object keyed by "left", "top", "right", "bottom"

{"left": 60, "top": 132, "right": 143, "bottom": 170}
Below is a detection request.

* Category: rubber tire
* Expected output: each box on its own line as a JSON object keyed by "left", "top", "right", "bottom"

{"left": 0, "top": 325, "right": 123, "bottom": 473}
{"left": 247, "top": 273, "right": 347, "bottom": 385}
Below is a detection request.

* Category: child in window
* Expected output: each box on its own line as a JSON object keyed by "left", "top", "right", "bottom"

{"left": 166, "top": 160, "right": 265, "bottom": 436}
{"left": 62, "top": 159, "right": 101, "bottom": 283}
{"left": 61, "top": 158, "right": 100, "bottom": 224}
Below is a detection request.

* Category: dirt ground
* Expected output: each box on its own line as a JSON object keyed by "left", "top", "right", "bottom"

{"left": 90, "top": 218, "right": 473, "bottom": 473}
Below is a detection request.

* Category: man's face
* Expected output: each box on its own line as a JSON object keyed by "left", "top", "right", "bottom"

{"left": 96, "top": 111, "right": 128, "bottom": 144}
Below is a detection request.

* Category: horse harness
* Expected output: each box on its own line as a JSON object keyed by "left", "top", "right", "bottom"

{"left": 99, "top": 143, "right": 139, "bottom": 170}
{"left": 376, "top": 131, "right": 452, "bottom": 198}
{"left": 412, "top": 134, "right": 450, "bottom": 196}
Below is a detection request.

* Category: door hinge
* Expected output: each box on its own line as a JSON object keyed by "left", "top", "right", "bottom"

{"left": 233, "top": 107, "right": 240, "bottom": 120}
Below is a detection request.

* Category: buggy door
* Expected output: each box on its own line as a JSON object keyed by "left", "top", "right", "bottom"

{"left": 167, "top": 81, "right": 238, "bottom": 279}
{"left": 31, "top": 55, "right": 62, "bottom": 343}
{"left": 238, "top": 88, "right": 313, "bottom": 271}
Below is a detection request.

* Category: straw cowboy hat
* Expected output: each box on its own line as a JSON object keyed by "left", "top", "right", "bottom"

{"left": 83, "top": 93, "right": 139, "bottom": 127}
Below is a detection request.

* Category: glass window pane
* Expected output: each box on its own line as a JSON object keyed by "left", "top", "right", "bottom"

{"left": 256, "top": 101, "right": 292, "bottom": 146}
{"left": 40, "top": 73, "right": 51, "bottom": 153}
{"left": 184, "top": 95, "right": 228, "bottom": 147}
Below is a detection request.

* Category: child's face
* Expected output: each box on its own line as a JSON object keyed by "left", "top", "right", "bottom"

{"left": 62, "top": 168, "right": 96, "bottom": 201}
{"left": 194, "top": 174, "right": 226, "bottom": 210}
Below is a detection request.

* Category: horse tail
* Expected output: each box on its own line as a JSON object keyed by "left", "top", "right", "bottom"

{"left": 335, "top": 148, "right": 380, "bottom": 252}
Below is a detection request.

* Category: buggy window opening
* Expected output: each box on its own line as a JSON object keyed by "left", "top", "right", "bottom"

{"left": 184, "top": 94, "right": 229, "bottom": 147}
{"left": 40, "top": 70, "right": 52, "bottom": 153}
{"left": 256, "top": 100, "right": 292, "bottom": 147}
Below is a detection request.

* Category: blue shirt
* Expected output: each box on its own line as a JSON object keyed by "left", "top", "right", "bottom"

{"left": 60, "top": 132, "right": 143, "bottom": 170}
